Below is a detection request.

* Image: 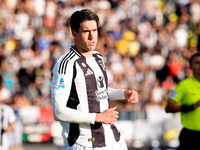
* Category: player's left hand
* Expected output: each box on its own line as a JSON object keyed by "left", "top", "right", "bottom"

{"left": 124, "top": 90, "right": 138, "bottom": 103}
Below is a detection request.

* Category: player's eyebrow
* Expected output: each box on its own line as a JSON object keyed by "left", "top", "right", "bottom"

{"left": 83, "top": 28, "right": 97, "bottom": 32}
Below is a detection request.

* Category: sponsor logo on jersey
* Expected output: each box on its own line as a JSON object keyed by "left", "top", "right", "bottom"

{"left": 97, "top": 76, "right": 104, "bottom": 88}
{"left": 58, "top": 77, "right": 65, "bottom": 89}
{"left": 168, "top": 90, "right": 177, "bottom": 99}
{"left": 95, "top": 76, "right": 107, "bottom": 102}
{"left": 95, "top": 89, "right": 108, "bottom": 102}
{"left": 85, "top": 68, "right": 93, "bottom": 76}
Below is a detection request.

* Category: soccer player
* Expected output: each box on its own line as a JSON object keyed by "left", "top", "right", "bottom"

{"left": 51, "top": 9, "right": 138, "bottom": 150}
{"left": 0, "top": 83, "right": 16, "bottom": 150}
{"left": 165, "top": 52, "right": 200, "bottom": 150}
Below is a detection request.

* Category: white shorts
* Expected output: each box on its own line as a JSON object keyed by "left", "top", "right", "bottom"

{"left": 65, "top": 136, "right": 128, "bottom": 150}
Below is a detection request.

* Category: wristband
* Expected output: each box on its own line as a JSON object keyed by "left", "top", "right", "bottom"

{"left": 181, "top": 104, "right": 194, "bottom": 113}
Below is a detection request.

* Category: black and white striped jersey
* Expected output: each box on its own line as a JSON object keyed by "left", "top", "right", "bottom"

{"left": 0, "top": 104, "right": 16, "bottom": 148}
{"left": 51, "top": 46, "right": 126, "bottom": 148}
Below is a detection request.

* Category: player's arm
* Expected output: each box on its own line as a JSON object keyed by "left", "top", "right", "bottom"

{"left": 51, "top": 60, "right": 96, "bottom": 124}
{"left": 52, "top": 94, "right": 96, "bottom": 124}
{"left": 52, "top": 94, "right": 120, "bottom": 125}
{"left": 166, "top": 87, "right": 200, "bottom": 113}
{"left": 98, "top": 87, "right": 138, "bottom": 124}
{"left": 53, "top": 92, "right": 124, "bottom": 125}
{"left": 52, "top": 81, "right": 120, "bottom": 125}
{"left": 194, "top": 100, "right": 200, "bottom": 109}
{"left": 95, "top": 106, "right": 118, "bottom": 124}
{"left": 166, "top": 88, "right": 182, "bottom": 113}
{"left": 181, "top": 100, "right": 200, "bottom": 113}
{"left": 108, "top": 87, "right": 138, "bottom": 103}
{"left": 166, "top": 100, "right": 200, "bottom": 113}
{"left": 4, "top": 107, "right": 16, "bottom": 133}
{"left": 5, "top": 122, "right": 14, "bottom": 132}
{"left": 165, "top": 101, "right": 182, "bottom": 113}
{"left": 107, "top": 87, "right": 125, "bottom": 100}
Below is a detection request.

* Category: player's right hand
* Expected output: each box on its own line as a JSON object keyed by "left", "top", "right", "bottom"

{"left": 95, "top": 107, "right": 119, "bottom": 124}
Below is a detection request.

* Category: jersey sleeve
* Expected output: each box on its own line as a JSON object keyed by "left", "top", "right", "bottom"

{"left": 51, "top": 59, "right": 74, "bottom": 96}
{"left": 52, "top": 94, "right": 96, "bottom": 124}
{"left": 8, "top": 106, "right": 16, "bottom": 124}
{"left": 108, "top": 87, "right": 126, "bottom": 100}
{"left": 168, "top": 82, "right": 183, "bottom": 104}
{"left": 51, "top": 60, "right": 96, "bottom": 124}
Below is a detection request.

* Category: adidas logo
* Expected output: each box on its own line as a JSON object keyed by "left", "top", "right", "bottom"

{"left": 86, "top": 68, "right": 93, "bottom": 76}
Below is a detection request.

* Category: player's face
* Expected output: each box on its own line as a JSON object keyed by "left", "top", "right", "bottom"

{"left": 190, "top": 56, "right": 200, "bottom": 76}
{"left": 73, "top": 20, "right": 98, "bottom": 57}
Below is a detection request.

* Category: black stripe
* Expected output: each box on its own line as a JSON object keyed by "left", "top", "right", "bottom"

{"left": 0, "top": 108, "right": 4, "bottom": 145}
{"left": 66, "top": 80, "right": 79, "bottom": 109}
{"left": 70, "top": 46, "right": 82, "bottom": 57}
{"left": 68, "top": 123, "right": 79, "bottom": 146}
{"left": 94, "top": 52, "right": 103, "bottom": 58}
{"left": 58, "top": 46, "right": 81, "bottom": 74}
{"left": 63, "top": 53, "right": 76, "bottom": 74}
{"left": 58, "top": 50, "right": 73, "bottom": 74}
{"left": 94, "top": 53, "right": 121, "bottom": 142}
{"left": 60, "top": 51, "right": 74, "bottom": 74}
{"left": 58, "top": 51, "right": 77, "bottom": 74}
{"left": 67, "top": 62, "right": 79, "bottom": 146}
{"left": 111, "top": 124, "right": 121, "bottom": 142}
{"left": 77, "top": 56, "right": 106, "bottom": 147}
{"left": 67, "top": 81, "right": 80, "bottom": 146}
{"left": 94, "top": 53, "right": 108, "bottom": 88}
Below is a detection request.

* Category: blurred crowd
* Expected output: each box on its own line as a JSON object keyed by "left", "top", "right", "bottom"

{"left": 0, "top": 0, "right": 200, "bottom": 148}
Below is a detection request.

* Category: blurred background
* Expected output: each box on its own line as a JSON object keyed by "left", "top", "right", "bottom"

{"left": 0, "top": 0, "right": 199, "bottom": 150}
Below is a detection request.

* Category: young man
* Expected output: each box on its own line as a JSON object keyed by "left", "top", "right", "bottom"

{"left": 165, "top": 52, "right": 200, "bottom": 150}
{"left": 51, "top": 9, "right": 138, "bottom": 150}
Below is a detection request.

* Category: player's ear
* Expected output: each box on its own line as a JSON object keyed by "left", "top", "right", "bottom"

{"left": 189, "top": 62, "right": 193, "bottom": 70}
{"left": 72, "top": 30, "right": 77, "bottom": 39}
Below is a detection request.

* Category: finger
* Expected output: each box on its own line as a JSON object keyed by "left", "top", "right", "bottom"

{"left": 128, "top": 91, "right": 136, "bottom": 100}
{"left": 124, "top": 90, "right": 131, "bottom": 97}
{"left": 127, "top": 90, "right": 131, "bottom": 94}
{"left": 110, "top": 106, "right": 117, "bottom": 110}
{"left": 113, "top": 116, "right": 118, "bottom": 121}
{"left": 113, "top": 117, "right": 118, "bottom": 123}
{"left": 130, "top": 99, "right": 138, "bottom": 103}
{"left": 114, "top": 112, "right": 119, "bottom": 117}
{"left": 129, "top": 96, "right": 138, "bottom": 103}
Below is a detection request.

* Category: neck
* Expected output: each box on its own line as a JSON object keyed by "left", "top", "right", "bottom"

{"left": 194, "top": 75, "right": 200, "bottom": 82}
{"left": 81, "top": 51, "right": 93, "bottom": 57}
{"left": 74, "top": 45, "right": 93, "bottom": 58}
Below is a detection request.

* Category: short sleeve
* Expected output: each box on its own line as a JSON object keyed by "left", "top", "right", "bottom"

{"left": 168, "top": 83, "right": 183, "bottom": 104}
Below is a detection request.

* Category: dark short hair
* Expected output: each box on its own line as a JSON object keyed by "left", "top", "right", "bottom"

{"left": 189, "top": 52, "right": 200, "bottom": 65}
{"left": 69, "top": 9, "right": 100, "bottom": 32}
